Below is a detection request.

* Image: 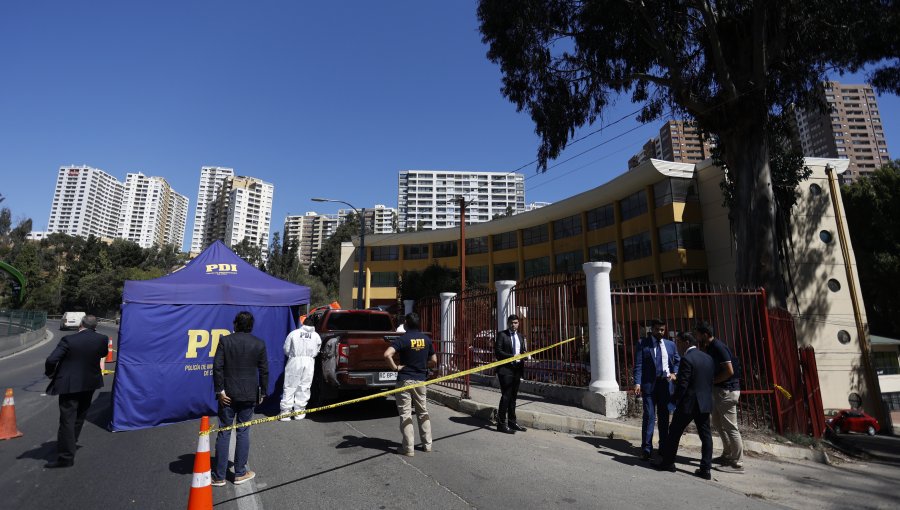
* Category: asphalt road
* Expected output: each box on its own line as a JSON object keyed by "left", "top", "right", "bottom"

{"left": 0, "top": 327, "right": 894, "bottom": 509}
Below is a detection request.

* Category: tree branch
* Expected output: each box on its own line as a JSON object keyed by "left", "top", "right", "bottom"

{"left": 695, "top": 0, "right": 738, "bottom": 100}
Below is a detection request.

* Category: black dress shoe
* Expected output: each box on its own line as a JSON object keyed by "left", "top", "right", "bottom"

{"left": 44, "top": 460, "right": 74, "bottom": 469}
{"left": 509, "top": 422, "right": 527, "bottom": 432}
{"left": 653, "top": 462, "right": 676, "bottom": 472}
{"left": 640, "top": 451, "right": 651, "bottom": 461}
{"left": 497, "top": 424, "right": 515, "bottom": 434}
{"left": 694, "top": 469, "right": 712, "bottom": 480}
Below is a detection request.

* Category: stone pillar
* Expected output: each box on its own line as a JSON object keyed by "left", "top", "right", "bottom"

{"left": 403, "top": 299, "right": 415, "bottom": 315}
{"left": 440, "top": 292, "right": 456, "bottom": 363}
{"left": 495, "top": 280, "right": 517, "bottom": 332}
{"left": 581, "top": 262, "right": 627, "bottom": 417}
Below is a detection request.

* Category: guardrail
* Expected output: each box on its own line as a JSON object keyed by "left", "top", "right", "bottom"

{"left": 0, "top": 309, "right": 47, "bottom": 335}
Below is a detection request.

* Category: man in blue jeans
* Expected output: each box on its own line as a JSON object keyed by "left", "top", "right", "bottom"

{"left": 212, "top": 311, "right": 269, "bottom": 486}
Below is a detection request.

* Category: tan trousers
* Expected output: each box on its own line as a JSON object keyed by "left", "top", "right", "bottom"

{"left": 395, "top": 380, "right": 432, "bottom": 453}
{"left": 712, "top": 388, "right": 743, "bottom": 463}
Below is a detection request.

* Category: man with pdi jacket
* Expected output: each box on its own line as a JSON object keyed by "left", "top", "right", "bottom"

{"left": 44, "top": 314, "right": 109, "bottom": 468}
{"left": 211, "top": 311, "right": 268, "bottom": 486}
{"left": 632, "top": 318, "right": 680, "bottom": 460}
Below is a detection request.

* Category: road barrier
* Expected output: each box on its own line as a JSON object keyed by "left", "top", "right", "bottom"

{"left": 0, "top": 388, "right": 23, "bottom": 440}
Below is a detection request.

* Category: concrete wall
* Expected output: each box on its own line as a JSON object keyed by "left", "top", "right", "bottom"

{"left": 0, "top": 327, "right": 48, "bottom": 358}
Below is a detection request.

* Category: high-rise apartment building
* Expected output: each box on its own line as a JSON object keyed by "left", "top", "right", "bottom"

{"left": 284, "top": 212, "right": 340, "bottom": 269}
{"left": 46, "top": 165, "right": 124, "bottom": 239}
{"left": 628, "top": 120, "right": 715, "bottom": 169}
{"left": 398, "top": 170, "right": 525, "bottom": 231}
{"left": 119, "top": 173, "right": 189, "bottom": 249}
{"left": 793, "top": 81, "right": 891, "bottom": 183}
{"left": 202, "top": 175, "right": 274, "bottom": 256}
{"left": 46, "top": 165, "right": 188, "bottom": 248}
{"left": 338, "top": 204, "right": 397, "bottom": 235}
{"left": 190, "top": 166, "right": 234, "bottom": 254}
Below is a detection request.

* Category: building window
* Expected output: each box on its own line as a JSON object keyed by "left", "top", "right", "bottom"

{"left": 493, "top": 261, "right": 518, "bottom": 281}
{"left": 466, "top": 236, "right": 489, "bottom": 255}
{"left": 403, "top": 243, "right": 429, "bottom": 260}
{"left": 523, "top": 256, "right": 550, "bottom": 279}
{"left": 874, "top": 351, "right": 900, "bottom": 376}
{"left": 432, "top": 241, "right": 457, "bottom": 258}
{"left": 370, "top": 246, "right": 399, "bottom": 261}
{"left": 522, "top": 224, "right": 549, "bottom": 246}
{"left": 370, "top": 271, "right": 398, "bottom": 287}
{"left": 657, "top": 223, "right": 705, "bottom": 251}
{"left": 588, "top": 241, "right": 617, "bottom": 263}
{"left": 654, "top": 178, "right": 700, "bottom": 207}
{"left": 466, "top": 265, "right": 489, "bottom": 285}
{"left": 553, "top": 214, "right": 582, "bottom": 239}
{"left": 555, "top": 250, "right": 584, "bottom": 273}
{"left": 620, "top": 190, "right": 648, "bottom": 221}
{"left": 622, "top": 232, "right": 652, "bottom": 261}
{"left": 586, "top": 204, "right": 615, "bottom": 230}
{"left": 492, "top": 231, "right": 518, "bottom": 251}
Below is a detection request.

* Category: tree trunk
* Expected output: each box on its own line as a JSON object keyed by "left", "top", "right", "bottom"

{"left": 717, "top": 111, "right": 786, "bottom": 308}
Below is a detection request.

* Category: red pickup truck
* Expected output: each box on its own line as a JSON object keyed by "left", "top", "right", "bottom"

{"left": 303, "top": 308, "right": 402, "bottom": 404}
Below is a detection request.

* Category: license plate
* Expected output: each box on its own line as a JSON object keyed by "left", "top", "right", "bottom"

{"left": 379, "top": 371, "right": 397, "bottom": 381}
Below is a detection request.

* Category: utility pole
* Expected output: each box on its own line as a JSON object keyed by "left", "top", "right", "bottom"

{"left": 454, "top": 195, "right": 475, "bottom": 295}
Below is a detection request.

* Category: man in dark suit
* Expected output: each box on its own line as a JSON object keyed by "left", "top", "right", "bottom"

{"left": 655, "top": 332, "right": 715, "bottom": 479}
{"left": 632, "top": 318, "right": 680, "bottom": 460}
{"left": 495, "top": 314, "right": 527, "bottom": 434}
{"left": 212, "top": 311, "right": 269, "bottom": 486}
{"left": 44, "top": 314, "right": 109, "bottom": 468}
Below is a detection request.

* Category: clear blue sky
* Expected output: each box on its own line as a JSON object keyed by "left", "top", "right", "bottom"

{"left": 2, "top": 1, "right": 897, "bottom": 253}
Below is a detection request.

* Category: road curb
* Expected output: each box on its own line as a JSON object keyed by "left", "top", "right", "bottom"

{"left": 429, "top": 387, "right": 827, "bottom": 464}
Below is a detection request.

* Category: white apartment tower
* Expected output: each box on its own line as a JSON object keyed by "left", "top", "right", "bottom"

{"left": 190, "top": 166, "right": 234, "bottom": 254}
{"left": 793, "top": 81, "right": 891, "bottom": 183}
{"left": 202, "top": 175, "right": 274, "bottom": 256}
{"left": 47, "top": 166, "right": 124, "bottom": 239}
{"left": 338, "top": 204, "right": 397, "bottom": 235}
{"left": 284, "top": 212, "right": 340, "bottom": 269}
{"left": 119, "top": 173, "right": 189, "bottom": 249}
{"left": 398, "top": 170, "right": 525, "bottom": 231}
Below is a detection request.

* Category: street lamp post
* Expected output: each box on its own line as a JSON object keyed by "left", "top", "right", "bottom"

{"left": 312, "top": 198, "right": 367, "bottom": 309}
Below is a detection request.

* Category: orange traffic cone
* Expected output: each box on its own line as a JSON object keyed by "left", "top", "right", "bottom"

{"left": 187, "top": 416, "right": 213, "bottom": 510}
{"left": 105, "top": 337, "right": 115, "bottom": 363}
{"left": 0, "top": 388, "right": 24, "bottom": 440}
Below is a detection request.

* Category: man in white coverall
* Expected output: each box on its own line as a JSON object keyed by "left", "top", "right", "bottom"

{"left": 279, "top": 324, "right": 322, "bottom": 421}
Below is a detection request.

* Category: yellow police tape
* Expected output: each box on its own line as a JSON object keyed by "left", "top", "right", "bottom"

{"left": 203, "top": 335, "right": 578, "bottom": 436}
{"left": 773, "top": 384, "right": 792, "bottom": 400}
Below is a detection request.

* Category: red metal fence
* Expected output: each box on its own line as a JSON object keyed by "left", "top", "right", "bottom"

{"left": 415, "top": 277, "right": 825, "bottom": 437}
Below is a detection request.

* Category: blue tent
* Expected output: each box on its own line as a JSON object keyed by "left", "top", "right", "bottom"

{"left": 110, "top": 241, "right": 310, "bottom": 431}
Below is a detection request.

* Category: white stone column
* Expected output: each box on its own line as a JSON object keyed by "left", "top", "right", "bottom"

{"left": 581, "top": 262, "right": 627, "bottom": 417}
{"left": 440, "top": 292, "right": 456, "bottom": 363}
{"left": 403, "top": 299, "right": 415, "bottom": 315}
{"left": 495, "top": 280, "right": 517, "bottom": 331}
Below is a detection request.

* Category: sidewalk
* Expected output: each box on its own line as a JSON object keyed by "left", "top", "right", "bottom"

{"left": 428, "top": 381, "right": 828, "bottom": 464}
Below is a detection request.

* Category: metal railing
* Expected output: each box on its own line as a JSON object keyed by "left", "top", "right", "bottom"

{"left": 414, "top": 277, "right": 821, "bottom": 435}
{"left": 0, "top": 309, "right": 47, "bottom": 335}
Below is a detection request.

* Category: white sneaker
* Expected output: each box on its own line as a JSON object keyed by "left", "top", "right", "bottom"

{"left": 293, "top": 409, "right": 306, "bottom": 420}
{"left": 279, "top": 416, "right": 291, "bottom": 422}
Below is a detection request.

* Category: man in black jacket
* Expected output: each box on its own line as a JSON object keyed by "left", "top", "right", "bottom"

{"left": 494, "top": 314, "right": 527, "bottom": 434}
{"left": 212, "top": 311, "right": 268, "bottom": 486}
{"left": 44, "top": 314, "right": 109, "bottom": 468}
{"left": 655, "top": 332, "right": 715, "bottom": 479}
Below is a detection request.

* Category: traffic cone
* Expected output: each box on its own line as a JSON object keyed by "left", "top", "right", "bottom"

{"left": 0, "top": 388, "right": 24, "bottom": 440}
{"left": 105, "top": 337, "right": 115, "bottom": 363}
{"left": 187, "top": 416, "right": 213, "bottom": 510}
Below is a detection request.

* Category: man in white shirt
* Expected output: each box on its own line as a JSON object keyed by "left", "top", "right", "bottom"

{"left": 632, "top": 319, "right": 680, "bottom": 460}
{"left": 494, "top": 315, "right": 528, "bottom": 434}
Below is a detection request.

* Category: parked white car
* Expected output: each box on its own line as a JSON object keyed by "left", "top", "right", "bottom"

{"left": 60, "top": 311, "right": 86, "bottom": 331}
